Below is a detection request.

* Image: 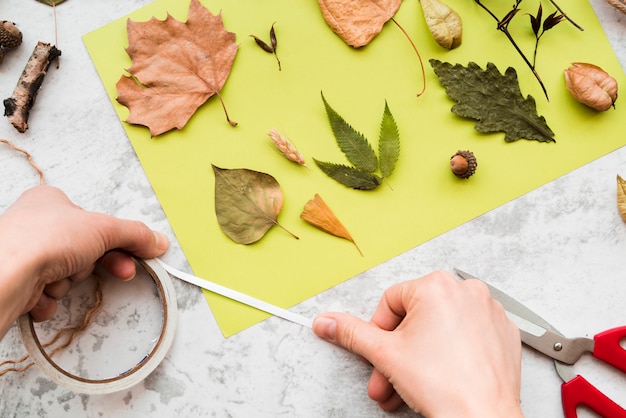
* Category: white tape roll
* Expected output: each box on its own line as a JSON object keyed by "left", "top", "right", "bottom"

{"left": 17, "top": 258, "right": 178, "bottom": 395}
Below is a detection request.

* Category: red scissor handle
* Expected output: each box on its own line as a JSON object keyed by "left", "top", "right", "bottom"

{"left": 593, "top": 326, "right": 626, "bottom": 373}
{"left": 562, "top": 375, "right": 626, "bottom": 418}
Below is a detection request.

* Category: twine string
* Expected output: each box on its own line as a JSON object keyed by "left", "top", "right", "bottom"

{"left": 1, "top": 138, "right": 103, "bottom": 377}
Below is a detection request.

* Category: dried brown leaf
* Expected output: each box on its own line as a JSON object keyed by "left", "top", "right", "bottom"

{"left": 317, "top": 0, "right": 402, "bottom": 47}
{"left": 116, "top": 0, "right": 238, "bottom": 136}
{"left": 301, "top": 194, "right": 362, "bottom": 255}
{"left": 213, "top": 165, "right": 298, "bottom": 244}
{"left": 617, "top": 175, "right": 626, "bottom": 223}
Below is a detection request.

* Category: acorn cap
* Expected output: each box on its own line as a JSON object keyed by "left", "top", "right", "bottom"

{"left": 450, "top": 150, "right": 477, "bottom": 179}
{"left": 0, "top": 21, "right": 22, "bottom": 49}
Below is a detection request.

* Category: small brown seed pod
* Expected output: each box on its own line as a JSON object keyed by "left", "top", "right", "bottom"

{"left": 450, "top": 150, "right": 477, "bottom": 179}
{"left": 564, "top": 62, "right": 618, "bottom": 111}
{"left": 0, "top": 21, "right": 22, "bottom": 49}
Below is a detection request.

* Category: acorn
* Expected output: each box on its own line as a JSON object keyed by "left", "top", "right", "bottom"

{"left": 0, "top": 21, "right": 22, "bottom": 49}
{"left": 450, "top": 150, "right": 477, "bottom": 179}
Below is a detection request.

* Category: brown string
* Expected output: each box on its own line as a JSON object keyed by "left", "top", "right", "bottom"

{"left": 606, "top": 0, "right": 626, "bottom": 13}
{"left": 0, "top": 139, "right": 45, "bottom": 185}
{"left": 1, "top": 138, "right": 103, "bottom": 377}
{"left": 0, "top": 280, "right": 104, "bottom": 376}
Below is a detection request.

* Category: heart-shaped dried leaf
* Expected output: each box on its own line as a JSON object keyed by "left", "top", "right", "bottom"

{"left": 301, "top": 194, "right": 362, "bottom": 255}
{"left": 213, "top": 165, "right": 297, "bottom": 244}
{"left": 318, "top": 0, "right": 402, "bottom": 47}
{"left": 116, "top": 0, "right": 238, "bottom": 136}
{"left": 617, "top": 175, "right": 626, "bottom": 223}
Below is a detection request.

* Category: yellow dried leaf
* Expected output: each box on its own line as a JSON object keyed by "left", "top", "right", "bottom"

{"left": 300, "top": 194, "right": 362, "bottom": 256}
{"left": 420, "top": 0, "right": 462, "bottom": 50}
{"left": 617, "top": 175, "right": 626, "bottom": 223}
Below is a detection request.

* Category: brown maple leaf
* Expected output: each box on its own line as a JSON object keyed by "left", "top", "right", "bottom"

{"left": 116, "top": 0, "right": 238, "bottom": 137}
{"left": 318, "top": 0, "right": 402, "bottom": 48}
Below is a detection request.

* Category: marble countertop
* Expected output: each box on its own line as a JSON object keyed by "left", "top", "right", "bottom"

{"left": 1, "top": 1, "right": 626, "bottom": 417}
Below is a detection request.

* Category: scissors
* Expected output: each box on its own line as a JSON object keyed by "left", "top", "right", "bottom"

{"left": 455, "top": 269, "right": 626, "bottom": 418}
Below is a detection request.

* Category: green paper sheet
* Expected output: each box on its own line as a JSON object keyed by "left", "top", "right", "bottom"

{"left": 84, "top": 0, "right": 626, "bottom": 336}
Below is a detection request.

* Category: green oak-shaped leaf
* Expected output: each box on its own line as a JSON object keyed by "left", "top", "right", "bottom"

{"left": 430, "top": 59, "right": 555, "bottom": 143}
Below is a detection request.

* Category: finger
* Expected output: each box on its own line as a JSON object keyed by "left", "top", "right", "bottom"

{"left": 96, "top": 216, "right": 169, "bottom": 259}
{"left": 370, "top": 282, "right": 408, "bottom": 331}
{"left": 68, "top": 262, "right": 96, "bottom": 282}
{"left": 376, "top": 391, "right": 405, "bottom": 412}
{"left": 99, "top": 251, "right": 137, "bottom": 281}
{"left": 42, "top": 278, "right": 72, "bottom": 300}
{"left": 371, "top": 271, "right": 457, "bottom": 331}
{"left": 367, "top": 368, "right": 395, "bottom": 404}
{"left": 313, "top": 313, "right": 386, "bottom": 361}
{"left": 29, "top": 293, "right": 58, "bottom": 322}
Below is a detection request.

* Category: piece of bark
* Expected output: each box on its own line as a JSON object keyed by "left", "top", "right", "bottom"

{"left": 3, "top": 41, "right": 61, "bottom": 133}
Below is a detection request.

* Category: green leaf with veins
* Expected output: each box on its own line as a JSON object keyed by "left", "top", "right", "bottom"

{"left": 313, "top": 160, "right": 382, "bottom": 190}
{"left": 36, "top": 0, "right": 67, "bottom": 5}
{"left": 321, "top": 92, "right": 378, "bottom": 173}
{"left": 316, "top": 93, "right": 400, "bottom": 190}
{"left": 378, "top": 100, "right": 400, "bottom": 179}
{"left": 429, "top": 59, "right": 555, "bottom": 143}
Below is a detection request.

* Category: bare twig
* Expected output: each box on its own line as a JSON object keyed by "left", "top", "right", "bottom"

{"left": 3, "top": 41, "right": 61, "bottom": 133}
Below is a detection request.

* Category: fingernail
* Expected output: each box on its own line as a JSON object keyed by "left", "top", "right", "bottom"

{"left": 313, "top": 316, "right": 337, "bottom": 341}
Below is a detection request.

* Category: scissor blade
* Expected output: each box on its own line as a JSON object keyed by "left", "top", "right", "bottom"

{"left": 454, "top": 269, "right": 592, "bottom": 365}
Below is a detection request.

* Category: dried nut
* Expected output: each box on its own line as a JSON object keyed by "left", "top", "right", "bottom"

{"left": 564, "top": 62, "right": 618, "bottom": 111}
{"left": 450, "top": 150, "right": 477, "bottom": 179}
{"left": 0, "top": 21, "right": 22, "bottom": 49}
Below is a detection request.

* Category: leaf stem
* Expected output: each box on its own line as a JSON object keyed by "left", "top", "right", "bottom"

{"left": 474, "top": 0, "right": 549, "bottom": 101}
{"left": 276, "top": 221, "right": 299, "bottom": 239}
{"left": 391, "top": 18, "right": 426, "bottom": 97}
{"left": 548, "top": 0, "right": 584, "bottom": 31}
{"left": 215, "top": 91, "right": 238, "bottom": 127}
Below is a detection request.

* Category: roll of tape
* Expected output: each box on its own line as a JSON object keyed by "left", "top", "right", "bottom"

{"left": 17, "top": 258, "right": 178, "bottom": 395}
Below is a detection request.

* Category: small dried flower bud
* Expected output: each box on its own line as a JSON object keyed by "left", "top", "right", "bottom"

{"left": 564, "top": 62, "right": 618, "bottom": 111}
{"left": 0, "top": 21, "right": 22, "bottom": 49}
{"left": 268, "top": 129, "right": 306, "bottom": 167}
{"left": 450, "top": 150, "right": 477, "bottom": 179}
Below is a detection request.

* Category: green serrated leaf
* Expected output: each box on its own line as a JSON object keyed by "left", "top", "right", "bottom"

{"left": 36, "top": 0, "right": 67, "bottom": 5}
{"left": 378, "top": 101, "right": 400, "bottom": 179}
{"left": 321, "top": 92, "right": 378, "bottom": 172}
{"left": 313, "top": 159, "right": 382, "bottom": 190}
{"left": 429, "top": 59, "right": 555, "bottom": 143}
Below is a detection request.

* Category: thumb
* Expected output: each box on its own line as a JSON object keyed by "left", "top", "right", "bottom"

{"left": 313, "top": 312, "right": 385, "bottom": 360}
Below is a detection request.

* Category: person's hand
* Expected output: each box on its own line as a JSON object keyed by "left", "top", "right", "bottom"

{"left": 0, "top": 186, "right": 169, "bottom": 338}
{"left": 312, "top": 270, "right": 523, "bottom": 417}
